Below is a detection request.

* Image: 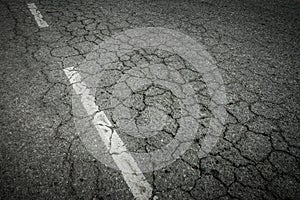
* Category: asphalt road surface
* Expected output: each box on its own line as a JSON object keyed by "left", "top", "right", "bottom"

{"left": 1, "top": 0, "right": 300, "bottom": 199}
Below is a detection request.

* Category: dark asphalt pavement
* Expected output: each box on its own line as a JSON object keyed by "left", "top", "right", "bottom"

{"left": 1, "top": 0, "right": 300, "bottom": 199}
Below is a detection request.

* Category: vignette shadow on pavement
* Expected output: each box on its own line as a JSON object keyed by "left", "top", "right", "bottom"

{"left": 0, "top": 0, "right": 299, "bottom": 199}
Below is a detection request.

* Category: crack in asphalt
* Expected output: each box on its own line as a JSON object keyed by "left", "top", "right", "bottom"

{"left": 0, "top": 0, "right": 299, "bottom": 199}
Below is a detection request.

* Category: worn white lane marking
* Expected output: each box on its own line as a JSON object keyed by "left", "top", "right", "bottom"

{"left": 27, "top": 3, "right": 49, "bottom": 28}
{"left": 63, "top": 67, "right": 153, "bottom": 200}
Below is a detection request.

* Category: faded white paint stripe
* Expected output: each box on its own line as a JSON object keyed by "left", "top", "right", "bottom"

{"left": 27, "top": 3, "right": 49, "bottom": 28}
{"left": 63, "top": 67, "right": 152, "bottom": 200}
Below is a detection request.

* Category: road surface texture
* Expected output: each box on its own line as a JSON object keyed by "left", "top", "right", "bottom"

{"left": 1, "top": 0, "right": 300, "bottom": 200}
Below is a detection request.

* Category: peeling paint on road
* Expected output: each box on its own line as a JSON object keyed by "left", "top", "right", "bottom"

{"left": 27, "top": 3, "right": 49, "bottom": 28}
{"left": 63, "top": 67, "right": 153, "bottom": 200}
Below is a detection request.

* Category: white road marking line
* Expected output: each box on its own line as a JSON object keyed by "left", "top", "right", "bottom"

{"left": 63, "top": 67, "right": 153, "bottom": 200}
{"left": 27, "top": 3, "right": 49, "bottom": 28}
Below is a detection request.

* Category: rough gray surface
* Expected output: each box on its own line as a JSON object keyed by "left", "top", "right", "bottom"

{"left": 0, "top": 0, "right": 299, "bottom": 199}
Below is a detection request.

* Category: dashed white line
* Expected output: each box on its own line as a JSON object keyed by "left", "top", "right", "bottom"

{"left": 63, "top": 67, "right": 153, "bottom": 200}
{"left": 27, "top": 3, "right": 49, "bottom": 28}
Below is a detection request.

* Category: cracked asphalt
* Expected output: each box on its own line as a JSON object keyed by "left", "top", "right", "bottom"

{"left": 1, "top": 0, "right": 300, "bottom": 199}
